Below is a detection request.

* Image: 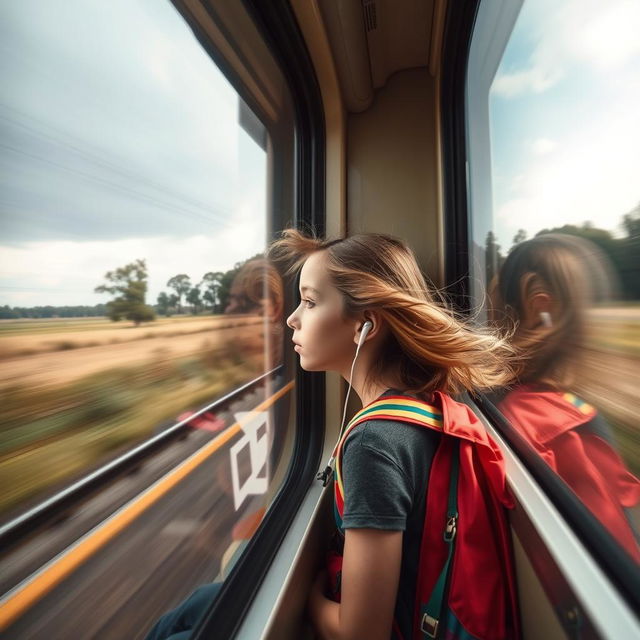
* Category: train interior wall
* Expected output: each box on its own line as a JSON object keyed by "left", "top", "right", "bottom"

{"left": 347, "top": 67, "right": 442, "bottom": 287}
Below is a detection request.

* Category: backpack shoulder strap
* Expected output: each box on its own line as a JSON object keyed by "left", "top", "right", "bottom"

{"left": 419, "top": 438, "right": 459, "bottom": 638}
{"left": 333, "top": 396, "right": 444, "bottom": 526}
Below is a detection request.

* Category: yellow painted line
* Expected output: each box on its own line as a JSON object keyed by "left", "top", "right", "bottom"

{"left": 0, "top": 380, "right": 294, "bottom": 631}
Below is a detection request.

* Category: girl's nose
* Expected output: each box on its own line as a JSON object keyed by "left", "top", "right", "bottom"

{"left": 286, "top": 309, "right": 298, "bottom": 330}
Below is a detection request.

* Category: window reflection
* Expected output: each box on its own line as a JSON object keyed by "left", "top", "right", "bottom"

{"left": 467, "top": 0, "right": 640, "bottom": 563}
{"left": 212, "top": 254, "right": 287, "bottom": 580}
{"left": 488, "top": 234, "right": 640, "bottom": 561}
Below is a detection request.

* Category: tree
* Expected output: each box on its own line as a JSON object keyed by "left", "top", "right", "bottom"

{"left": 201, "top": 271, "right": 224, "bottom": 313}
{"left": 156, "top": 292, "right": 180, "bottom": 317}
{"left": 509, "top": 229, "right": 527, "bottom": 253}
{"left": 485, "top": 231, "right": 504, "bottom": 287}
{"left": 622, "top": 202, "right": 640, "bottom": 239}
{"left": 533, "top": 214, "right": 640, "bottom": 300}
{"left": 186, "top": 286, "right": 202, "bottom": 315}
{"left": 0, "top": 305, "right": 19, "bottom": 319}
{"left": 216, "top": 252, "right": 264, "bottom": 312}
{"left": 94, "top": 259, "right": 156, "bottom": 325}
{"left": 157, "top": 292, "right": 172, "bottom": 317}
{"left": 166, "top": 274, "right": 191, "bottom": 314}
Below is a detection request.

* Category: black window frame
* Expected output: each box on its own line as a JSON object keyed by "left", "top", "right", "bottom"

{"left": 166, "top": 1, "right": 327, "bottom": 638}
{"left": 440, "top": 0, "right": 640, "bottom": 614}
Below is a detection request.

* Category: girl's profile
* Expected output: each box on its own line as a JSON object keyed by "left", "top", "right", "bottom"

{"left": 270, "top": 228, "right": 520, "bottom": 640}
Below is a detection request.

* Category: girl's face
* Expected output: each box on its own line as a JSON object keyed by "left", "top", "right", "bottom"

{"left": 286, "top": 250, "right": 356, "bottom": 372}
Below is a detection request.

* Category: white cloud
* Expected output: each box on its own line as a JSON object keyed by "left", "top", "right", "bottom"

{"left": 531, "top": 138, "right": 556, "bottom": 156}
{"left": 495, "top": 109, "right": 638, "bottom": 240}
{"left": 570, "top": 1, "right": 640, "bottom": 71}
{"left": 0, "top": 228, "right": 265, "bottom": 308}
{"left": 493, "top": 65, "right": 561, "bottom": 98}
{"left": 493, "top": 0, "right": 640, "bottom": 97}
{"left": 0, "top": 178, "right": 266, "bottom": 307}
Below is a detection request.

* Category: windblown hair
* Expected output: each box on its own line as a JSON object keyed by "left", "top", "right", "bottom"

{"left": 269, "top": 228, "right": 516, "bottom": 395}
{"left": 489, "top": 233, "right": 614, "bottom": 389}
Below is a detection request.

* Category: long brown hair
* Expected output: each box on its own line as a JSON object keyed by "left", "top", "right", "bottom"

{"left": 269, "top": 228, "right": 516, "bottom": 395}
{"left": 489, "top": 233, "right": 614, "bottom": 388}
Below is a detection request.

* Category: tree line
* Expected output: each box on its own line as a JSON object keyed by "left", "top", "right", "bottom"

{"left": 0, "top": 254, "right": 262, "bottom": 322}
{"left": 0, "top": 304, "right": 109, "bottom": 320}
{"left": 3, "top": 206, "right": 638, "bottom": 321}
{"left": 91, "top": 255, "right": 263, "bottom": 325}
{"left": 485, "top": 205, "right": 640, "bottom": 300}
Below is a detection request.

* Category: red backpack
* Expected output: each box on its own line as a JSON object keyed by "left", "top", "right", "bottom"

{"left": 498, "top": 386, "right": 640, "bottom": 563}
{"left": 329, "top": 392, "right": 520, "bottom": 640}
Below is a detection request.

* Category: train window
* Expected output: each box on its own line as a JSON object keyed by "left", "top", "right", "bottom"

{"left": 0, "top": 1, "right": 300, "bottom": 637}
{"left": 466, "top": 0, "right": 640, "bottom": 568}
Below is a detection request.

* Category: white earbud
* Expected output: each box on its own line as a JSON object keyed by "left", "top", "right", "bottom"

{"left": 358, "top": 320, "right": 373, "bottom": 347}
{"left": 540, "top": 311, "right": 552, "bottom": 328}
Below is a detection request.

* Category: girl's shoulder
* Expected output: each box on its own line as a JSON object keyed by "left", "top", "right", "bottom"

{"left": 346, "top": 389, "right": 442, "bottom": 445}
{"left": 342, "top": 416, "right": 440, "bottom": 499}
{"left": 344, "top": 415, "right": 441, "bottom": 467}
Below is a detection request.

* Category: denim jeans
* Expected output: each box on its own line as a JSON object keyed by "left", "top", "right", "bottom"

{"left": 144, "top": 582, "right": 222, "bottom": 640}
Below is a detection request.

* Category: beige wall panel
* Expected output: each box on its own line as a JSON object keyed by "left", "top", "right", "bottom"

{"left": 512, "top": 531, "right": 568, "bottom": 640}
{"left": 348, "top": 67, "right": 442, "bottom": 285}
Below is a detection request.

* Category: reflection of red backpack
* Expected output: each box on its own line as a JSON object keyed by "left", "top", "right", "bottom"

{"left": 331, "top": 393, "right": 520, "bottom": 640}
{"left": 499, "top": 386, "right": 640, "bottom": 563}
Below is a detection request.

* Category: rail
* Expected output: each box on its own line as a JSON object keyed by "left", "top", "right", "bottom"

{"left": 0, "top": 365, "right": 283, "bottom": 552}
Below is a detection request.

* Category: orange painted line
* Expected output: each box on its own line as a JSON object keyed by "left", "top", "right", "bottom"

{"left": 0, "top": 380, "right": 294, "bottom": 631}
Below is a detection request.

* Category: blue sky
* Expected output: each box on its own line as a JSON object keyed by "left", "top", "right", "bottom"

{"left": 489, "top": 0, "right": 639, "bottom": 251}
{"left": 0, "top": 0, "right": 266, "bottom": 307}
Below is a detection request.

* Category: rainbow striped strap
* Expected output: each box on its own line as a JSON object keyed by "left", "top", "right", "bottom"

{"left": 334, "top": 396, "right": 444, "bottom": 525}
{"left": 562, "top": 392, "right": 596, "bottom": 416}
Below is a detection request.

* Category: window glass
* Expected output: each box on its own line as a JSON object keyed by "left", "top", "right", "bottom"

{"left": 0, "top": 1, "right": 296, "bottom": 636}
{"left": 467, "top": 0, "right": 640, "bottom": 563}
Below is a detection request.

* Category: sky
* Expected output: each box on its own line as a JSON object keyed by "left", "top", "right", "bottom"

{"left": 3, "top": 1, "right": 638, "bottom": 308}
{"left": 0, "top": 0, "right": 266, "bottom": 307}
{"left": 488, "top": 0, "right": 640, "bottom": 251}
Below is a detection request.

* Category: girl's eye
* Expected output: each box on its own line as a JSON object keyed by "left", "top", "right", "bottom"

{"left": 302, "top": 299, "right": 315, "bottom": 309}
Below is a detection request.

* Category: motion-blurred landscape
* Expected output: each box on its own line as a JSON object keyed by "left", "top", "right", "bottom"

{"left": 579, "top": 307, "right": 640, "bottom": 476}
{"left": 0, "top": 314, "right": 265, "bottom": 518}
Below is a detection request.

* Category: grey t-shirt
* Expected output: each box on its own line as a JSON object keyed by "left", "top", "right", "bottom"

{"left": 341, "top": 389, "right": 441, "bottom": 640}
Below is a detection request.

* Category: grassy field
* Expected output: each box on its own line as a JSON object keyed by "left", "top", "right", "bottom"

{"left": 0, "top": 314, "right": 260, "bottom": 359}
{"left": 0, "top": 314, "right": 268, "bottom": 516}
{"left": 579, "top": 309, "right": 640, "bottom": 476}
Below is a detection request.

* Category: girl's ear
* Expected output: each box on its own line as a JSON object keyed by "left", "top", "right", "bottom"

{"left": 530, "top": 292, "right": 552, "bottom": 316}
{"left": 520, "top": 273, "right": 554, "bottom": 329}
{"left": 351, "top": 311, "right": 383, "bottom": 346}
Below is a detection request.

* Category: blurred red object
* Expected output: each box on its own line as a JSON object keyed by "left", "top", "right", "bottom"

{"left": 178, "top": 410, "right": 225, "bottom": 432}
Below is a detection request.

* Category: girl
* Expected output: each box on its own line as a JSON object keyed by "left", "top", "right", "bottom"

{"left": 489, "top": 233, "right": 640, "bottom": 563}
{"left": 270, "top": 228, "right": 519, "bottom": 640}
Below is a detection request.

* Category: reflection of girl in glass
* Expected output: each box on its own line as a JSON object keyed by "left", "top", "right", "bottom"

{"left": 224, "top": 257, "right": 285, "bottom": 371}
{"left": 489, "top": 233, "right": 640, "bottom": 562}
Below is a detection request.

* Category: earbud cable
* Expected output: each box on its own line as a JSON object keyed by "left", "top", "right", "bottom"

{"left": 316, "top": 339, "right": 363, "bottom": 486}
